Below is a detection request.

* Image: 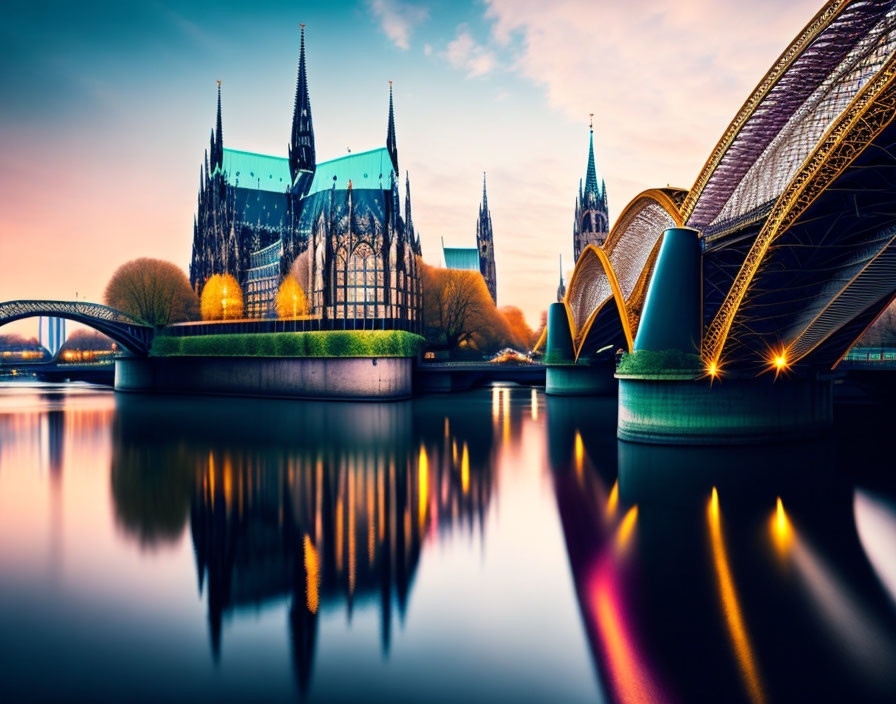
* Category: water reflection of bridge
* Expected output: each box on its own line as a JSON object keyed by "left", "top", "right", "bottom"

{"left": 546, "top": 395, "right": 896, "bottom": 703}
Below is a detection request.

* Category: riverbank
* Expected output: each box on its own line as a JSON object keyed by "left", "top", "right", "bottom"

{"left": 117, "top": 330, "right": 423, "bottom": 400}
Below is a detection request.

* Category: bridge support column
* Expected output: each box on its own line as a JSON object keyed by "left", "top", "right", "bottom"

{"left": 544, "top": 301, "right": 616, "bottom": 395}
{"left": 546, "top": 363, "right": 616, "bottom": 396}
{"left": 617, "top": 374, "right": 834, "bottom": 445}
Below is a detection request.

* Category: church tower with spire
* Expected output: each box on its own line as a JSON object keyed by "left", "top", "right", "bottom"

{"left": 289, "top": 24, "right": 315, "bottom": 197}
{"left": 477, "top": 173, "right": 497, "bottom": 304}
{"left": 573, "top": 115, "right": 609, "bottom": 261}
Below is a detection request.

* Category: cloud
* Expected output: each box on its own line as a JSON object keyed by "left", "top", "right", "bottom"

{"left": 483, "top": 0, "right": 821, "bottom": 195}
{"left": 441, "top": 25, "right": 497, "bottom": 78}
{"left": 367, "top": 0, "right": 429, "bottom": 50}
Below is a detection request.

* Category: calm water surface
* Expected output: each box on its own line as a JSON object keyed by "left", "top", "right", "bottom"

{"left": 1, "top": 381, "right": 895, "bottom": 703}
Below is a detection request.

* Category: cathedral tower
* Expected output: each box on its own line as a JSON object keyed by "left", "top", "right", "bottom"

{"left": 477, "top": 173, "right": 497, "bottom": 304}
{"left": 573, "top": 115, "right": 609, "bottom": 261}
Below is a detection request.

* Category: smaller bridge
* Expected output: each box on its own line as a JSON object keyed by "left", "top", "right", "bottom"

{"left": 415, "top": 362, "right": 546, "bottom": 392}
{"left": 0, "top": 300, "right": 153, "bottom": 356}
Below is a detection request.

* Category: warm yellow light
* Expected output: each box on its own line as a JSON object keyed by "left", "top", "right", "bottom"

{"left": 615, "top": 505, "right": 638, "bottom": 551}
{"left": 607, "top": 479, "right": 619, "bottom": 518}
{"left": 775, "top": 355, "right": 786, "bottom": 369}
{"left": 461, "top": 442, "right": 470, "bottom": 494}
{"left": 418, "top": 444, "right": 429, "bottom": 527}
{"left": 708, "top": 361, "right": 718, "bottom": 377}
{"left": 707, "top": 486, "right": 766, "bottom": 704}
{"left": 304, "top": 534, "right": 319, "bottom": 613}
{"left": 574, "top": 431, "right": 584, "bottom": 478}
{"left": 771, "top": 497, "right": 792, "bottom": 556}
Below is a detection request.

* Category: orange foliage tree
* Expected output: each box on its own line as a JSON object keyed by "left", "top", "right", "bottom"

{"left": 104, "top": 258, "right": 198, "bottom": 326}
{"left": 276, "top": 275, "right": 308, "bottom": 319}
{"left": 200, "top": 273, "right": 244, "bottom": 321}
{"left": 500, "top": 305, "right": 537, "bottom": 350}
{"left": 419, "top": 258, "right": 518, "bottom": 355}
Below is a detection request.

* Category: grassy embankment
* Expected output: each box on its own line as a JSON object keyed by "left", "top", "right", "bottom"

{"left": 150, "top": 330, "right": 424, "bottom": 358}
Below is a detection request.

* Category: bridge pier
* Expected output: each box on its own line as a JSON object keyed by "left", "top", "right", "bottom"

{"left": 546, "top": 363, "right": 616, "bottom": 396}
{"left": 617, "top": 373, "right": 834, "bottom": 445}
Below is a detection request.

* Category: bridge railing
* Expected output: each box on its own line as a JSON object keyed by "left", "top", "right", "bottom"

{"left": 842, "top": 347, "right": 896, "bottom": 363}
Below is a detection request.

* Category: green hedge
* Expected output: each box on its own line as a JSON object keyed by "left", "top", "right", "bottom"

{"left": 150, "top": 331, "right": 424, "bottom": 359}
{"left": 616, "top": 349, "right": 703, "bottom": 376}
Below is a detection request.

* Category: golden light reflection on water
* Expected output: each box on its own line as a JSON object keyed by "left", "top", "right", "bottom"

{"left": 607, "top": 479, "right": 619, "bottom": 519}
{"left": 708, "top": 488, "right": 766, "bottom": 704}
{"left": 461, "top": 442, "right": 470, "bottom": 494}
{"left": 771, "top": 497, "right": 793, "bottom": 558}
{"left": 615, "top": 506, "right": 638, "bottom": 552}
{"left": 531, "top": 388, "right": 538, "bottom": 420}
{"left": 502, "top": 388, "right": 510, "bottom": 441}
{"left": 574, "top": 431, "right": 584, "bottom": 481}
{"left": 304, "top": 534, "right": 319, "bottom": 614}
{"left": 589, "top": 502, "right": 666, "bottom": 704}
{"left": 418, "top": 444, "right": 429, "bottom": 528}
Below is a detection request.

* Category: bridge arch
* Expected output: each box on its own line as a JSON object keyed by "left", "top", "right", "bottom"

{"left": 558, "top": 187, "right": 686, "bottom": 359}
{"left": 0, "top": 301, "right": 154, "bottom": 356}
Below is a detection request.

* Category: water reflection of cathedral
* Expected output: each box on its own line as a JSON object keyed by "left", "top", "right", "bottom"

{"left": 110, "top": 393, "right": 503, "bottom": 693}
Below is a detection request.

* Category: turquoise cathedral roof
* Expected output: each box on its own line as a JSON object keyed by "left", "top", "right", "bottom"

{"left": 443, "top": 246, "right": 480, "bottom": 271}
{"left": 220, "top": 147, "right": 394, "bottom": 195}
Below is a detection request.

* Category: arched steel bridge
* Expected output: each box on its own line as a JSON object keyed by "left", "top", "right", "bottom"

{"left": 0, "top": 300, "right": 153, "bottom": 356}
{"left": 552, "top": 0, "right": 896, "bottom": 375}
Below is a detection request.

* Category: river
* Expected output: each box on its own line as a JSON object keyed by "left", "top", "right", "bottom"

{"left": 1, "top": 381, "right": 895, "bottom": 703}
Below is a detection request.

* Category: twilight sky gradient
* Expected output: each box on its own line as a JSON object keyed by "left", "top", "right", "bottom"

{"left": 0, "top": 0, "right": 822, "bottom": 330}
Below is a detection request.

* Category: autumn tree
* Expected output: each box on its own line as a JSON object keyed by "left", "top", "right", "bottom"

{"left": 200, "top": 273, "right": 244, "bottom": 321}
{"left": 276, "top": 275, "right": 308, "bottom": 319}
{"left": 500, "top": 306, "right": 537, "bottom": 350}
{"left": 104, "top": 258, "right": 199, "bottom": 326}
{"left": 420, "top": 258, "right": 517, "bottom": 355}
{"left": 59, "top": 329, "right": 115, "bottom": 353}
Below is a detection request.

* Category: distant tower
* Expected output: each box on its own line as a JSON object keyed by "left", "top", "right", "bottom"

{"left": 557, "top": 254, "right": 566, "bottom": 302}
{"left": 476, "top": 173, "right": 497, "bottom": 304}
{"left": 573, "top": 114, "right": 609, "bottom": 261}
{"left": 39, "top": 317, "right": 66, "bottom": 357}
{"left": 289, "top": 24, "right": 316, "bottom": 196}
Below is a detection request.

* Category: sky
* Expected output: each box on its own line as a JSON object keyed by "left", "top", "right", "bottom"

{"left": 0, "top": 0, "right": 824, "bottom": 332}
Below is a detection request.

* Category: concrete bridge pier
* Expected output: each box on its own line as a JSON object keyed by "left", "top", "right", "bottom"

{"left": 616, "top": 227, "right": 834, "bottom": 445}
{"left": 617, "top": 373, "right": 834, "bottom": 445}
{"left": 544, "top": 302, "right": 616, "bottom": 395}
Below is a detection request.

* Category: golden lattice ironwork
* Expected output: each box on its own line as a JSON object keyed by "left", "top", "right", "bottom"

{"left": 703, "top": 52, "right": 896, "bottom": 362}
{"left": 681, "top": 0, "right": 850, "bottom": 223}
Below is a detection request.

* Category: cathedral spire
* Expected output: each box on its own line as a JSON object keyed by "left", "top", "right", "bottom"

{"left": 289, "top": 24, "right": 316, "bottom": 189}
{"left": 214, "top": 80, "right": 223, "bottom": 171}
{"left": 584, "top": 114, "right": 598, "bottom": 200}
{"left": 557, "top": 253, "right": 566, "bottom": 302}
{"left": 386, "top": 81, "right": 398, "bottom": 176}
{"left": 481, "top": 172, "right": 488, "bottom": 214}
{"left": 404, "top": 171, "right": 413, "bottom": 230}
